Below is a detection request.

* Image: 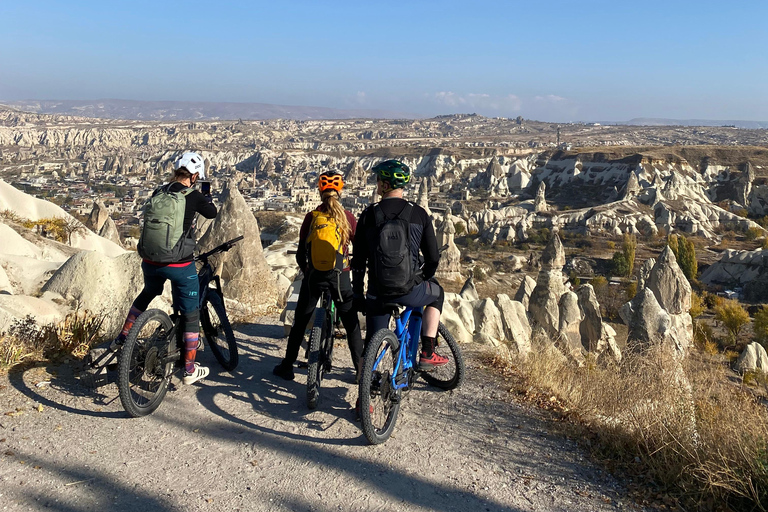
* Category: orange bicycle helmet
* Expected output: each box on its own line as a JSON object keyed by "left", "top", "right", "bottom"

{"left": 318, "top": 171, "right": 344, "bottom": 193}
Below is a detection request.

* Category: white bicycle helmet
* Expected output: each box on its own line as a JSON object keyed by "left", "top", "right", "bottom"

{"left": 174, "top": 152, "right": 205, "bottom": 179}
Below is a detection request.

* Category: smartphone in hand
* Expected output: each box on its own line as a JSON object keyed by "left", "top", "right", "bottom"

{"left": 200, "top": 181, "right": 211, "bottom": 195}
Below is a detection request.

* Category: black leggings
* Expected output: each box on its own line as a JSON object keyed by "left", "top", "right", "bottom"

{"left": 284, "top": 270, "right": 364, "bottom": 374}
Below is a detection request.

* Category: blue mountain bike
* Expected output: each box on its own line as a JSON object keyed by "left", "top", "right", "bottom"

{"left": 359, "top": 304, "right": 465, "bottom": 444}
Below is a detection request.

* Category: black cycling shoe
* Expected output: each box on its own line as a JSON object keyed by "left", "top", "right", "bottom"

{"left": 272, "top": 361, "right": 295, "bottom": 381}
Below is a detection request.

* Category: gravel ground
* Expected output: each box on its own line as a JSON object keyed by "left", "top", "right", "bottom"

{"left": 0, "top": 317, "right": 650, "bottom": 512}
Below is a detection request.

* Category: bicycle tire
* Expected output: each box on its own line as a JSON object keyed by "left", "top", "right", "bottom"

{"left": 201, "top": 291, "right": 238, "bottom": 371}
{"left": 306, "top": 307, "right": 326, "bottom": 410}
{"left": 360, "top": 328, "right": 401, "bottom": 445}
{"left": 420, "top": 322, "right": 465, "bottom": 390}
{"left": 117, "top": 309, "right": 175, "bottom": 418}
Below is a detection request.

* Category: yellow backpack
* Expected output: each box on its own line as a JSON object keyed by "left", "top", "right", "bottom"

{"left": 306, "top": 210, "right": 343, "bottom": 271}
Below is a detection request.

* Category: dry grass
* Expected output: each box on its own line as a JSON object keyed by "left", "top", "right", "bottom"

{"left": 502, "top": 345, "right": 768, "bottom": 511}
{"left": 0, "top": 310, "right": 106, "bottom": 370}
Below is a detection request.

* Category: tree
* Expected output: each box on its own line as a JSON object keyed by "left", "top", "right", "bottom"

{"left": 621, "top": 233, "right": 637, "bottom": 276}
{"left": 714, "top": 299, "right": 750, "bottom": 344}
{"left": 669, "top": 234, "right": 697, "bottom": 281}
{"left": 60, "top": 217, "right": 87, "bottom": 246}
{"left": 610, "top": 251, "right": 630, "bottom": 277}
{"left": 752, "top": 305, "right": 768, "bottom": 351}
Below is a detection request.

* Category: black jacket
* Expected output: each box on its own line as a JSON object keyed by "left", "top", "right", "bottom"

{"left": 351, "top": 197, "right": 439, "bottom": 297}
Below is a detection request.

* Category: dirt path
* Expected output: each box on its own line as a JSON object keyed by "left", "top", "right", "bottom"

{"left": 0, "top": 318, "right": 646, "bottom": 512}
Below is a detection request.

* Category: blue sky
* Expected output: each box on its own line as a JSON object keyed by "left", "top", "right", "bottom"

{"left": 0, "top": 0, "right": 766, "bottom": 122}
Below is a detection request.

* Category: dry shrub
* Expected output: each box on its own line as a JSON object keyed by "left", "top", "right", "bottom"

{"left": 53, "top": 309, "right": 106, "bottom": 358}
{"left": 0, "top": 315, "right": 56, "bottom": 367}
{"left": 0, "top": 310, "right": 106, "bottom": 369}
{"left": 517, "top": 345, "right": 768, "bottom": 510}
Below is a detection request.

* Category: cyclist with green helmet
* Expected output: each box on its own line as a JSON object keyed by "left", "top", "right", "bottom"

{"left": 351, "top": 159, "right": 449, "bottom": 370}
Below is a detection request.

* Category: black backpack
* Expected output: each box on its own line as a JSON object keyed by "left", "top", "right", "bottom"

{"left": 373, "top": 202, "right": 415, "bottom": 297}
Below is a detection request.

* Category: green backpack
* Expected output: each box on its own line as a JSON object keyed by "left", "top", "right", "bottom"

{"left": 137, "top": 185, "right": 195, "bottom": 263}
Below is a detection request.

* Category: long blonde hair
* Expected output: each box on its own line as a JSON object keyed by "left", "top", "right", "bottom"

{"left": 322, "top": 190, "right": 351, "bottom": 245}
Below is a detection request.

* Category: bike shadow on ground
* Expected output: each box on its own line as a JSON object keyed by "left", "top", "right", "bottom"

{"left": 195, "top": 333, "right": 367, "bottom": 447}
{"left": 6, "top": 359, "right": 124, "bottom": 419}
{"left": 160, "top": 387, "right": 526, "bottom": 512}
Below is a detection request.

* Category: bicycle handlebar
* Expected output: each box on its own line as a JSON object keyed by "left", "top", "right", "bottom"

{"left": 196, "top": 236, "right": 244, "bottom": 261}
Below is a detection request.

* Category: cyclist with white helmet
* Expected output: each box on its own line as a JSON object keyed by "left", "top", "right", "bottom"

{"left": 111, "top": 151, "right": 217, "bottom": 385}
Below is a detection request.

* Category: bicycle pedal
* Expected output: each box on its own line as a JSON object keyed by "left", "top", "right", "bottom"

{"left": 296, "top": 361, "right": 308, "bottom": 369}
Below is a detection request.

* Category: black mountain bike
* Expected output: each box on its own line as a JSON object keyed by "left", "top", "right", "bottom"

{"left": 117, "top": 236, "right": 242, "bottom": 417}
{"left": 306, "top": 286, "right": 339, "bottom": 409}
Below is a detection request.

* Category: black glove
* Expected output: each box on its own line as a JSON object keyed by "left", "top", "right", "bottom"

{"left": 353, "top": 294, "right": 367, "bottom": 316}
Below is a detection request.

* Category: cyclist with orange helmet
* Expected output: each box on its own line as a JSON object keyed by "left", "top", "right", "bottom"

{"left": 273, "top": 170, "right": 364, "bottom": 382}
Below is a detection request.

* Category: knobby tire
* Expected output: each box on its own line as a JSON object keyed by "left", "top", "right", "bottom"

{"left": 420, "top": 322, "right": 465, "bottom": 390}
{"left": 201, "top": 291, "right": 238, "bottom": 371}
{"left": 360, "top": 328, "right": 401, "bottom": 445}
{"left": 117, "top": 309, "right": 175, "bottom": 418}
{"left": 306, "top": 307, "right": 326, "bottom": 410}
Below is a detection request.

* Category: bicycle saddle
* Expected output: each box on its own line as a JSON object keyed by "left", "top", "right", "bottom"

{"left": 381, "top": 303, "right": 403, "bottom": 316}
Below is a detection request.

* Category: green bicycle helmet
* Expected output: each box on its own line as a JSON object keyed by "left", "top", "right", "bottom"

{"left": 371, "top": 159, "right": 411, "bottom": 189}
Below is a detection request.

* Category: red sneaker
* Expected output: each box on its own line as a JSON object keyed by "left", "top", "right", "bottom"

{"left": 419, "top": 352, "right": 449, "bottom": 371}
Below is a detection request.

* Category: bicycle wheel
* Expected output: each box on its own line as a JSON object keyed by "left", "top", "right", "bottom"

{"left": 201, "top": 291, "right": 238, "bottom": 371}
{"left": 306, "top": 307, "right": 326, "bottom": 410}
{"left": 360, "top": 328, "right": 401, "bottom": 445}
{"left": 117, "top": 309, "right": 175, "bottom": 418}
{"left": 420, "top": 322, "right": 465, "bottom": 390}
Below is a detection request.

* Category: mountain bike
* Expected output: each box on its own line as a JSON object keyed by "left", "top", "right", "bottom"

{"left": 305, "top": 285, "right": 340, "bottom": 409}
{"left": 117, "top": 236, "right": 243, "bottom": 417}
{"left": 359, "top": 304, "right": 465, "bottom": 445}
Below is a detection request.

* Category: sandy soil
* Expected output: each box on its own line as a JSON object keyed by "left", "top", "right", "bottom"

{"left": 0, "top": 317, "right": 649, "bottom": 512}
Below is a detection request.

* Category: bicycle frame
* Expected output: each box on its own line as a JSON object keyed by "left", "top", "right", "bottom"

{"left": 374, "top": 306, "right": 423, "bottom": 391}
{"left": 196, "top": 260, "right": 223, "bottom": 309}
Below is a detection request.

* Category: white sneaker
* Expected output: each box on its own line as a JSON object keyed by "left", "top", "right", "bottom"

{"left": 182, "top": 363, "right": 209, "bottom": 385}
{"left": 109, "top": 338, "right": 123, "bottom": 352}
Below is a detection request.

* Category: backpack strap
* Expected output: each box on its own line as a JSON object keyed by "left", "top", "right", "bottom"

{"left": 401, "top": 202, "right": 414, "bottom": 223}
{"left": 373, "top": 204, "right": 386, "bottom": 228}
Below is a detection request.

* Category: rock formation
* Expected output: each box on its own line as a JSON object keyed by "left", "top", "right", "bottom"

{"left": 495, "top": 294, "right": 531, "bottom": 357}
{"left": 622, "top": 171, "right": 641, "bottom": 199}
{"left": 533, "top": 182, "right": 548, "bottom": 213}
{"left": 557, "top": 291, "right": 585, "bottom": 365}
{"left": 42, "top": 251, "right": 166, "bottom": 335}
{"left": 198, "top": 180, "right": 277, "bottom": 315}
{"left": 85, "top": 200, "right": 110, "bottom": 233}
{"left": 528, "top": 234, "right": 566, "bottom": 335}
{"left": 577, "top": 284, "right": 621, "bottom": 362}
{"left": 514, "top": 275, "right": 537, "bottom": 309}
{"left": 417, "top": 179, "right": 432, "bottom": 215}
{"left": 460, "top": 274, "right": 479, "bottom": 301}
{"left": 735, "top": 342, "right": 768, "bottom": 374}
{"left": 436, "top": 210, "right": 461, "bottom": 279}
{"left": 98, "top": 216, "right": 122, "bottom": 247}
{"left": 473, "top": 298, "right": 505, "bottom": 345}
{"left": 621, "top": 247, "right": 692, "bottom": 358}
{"left": 646, "top": 246, "right": 691, "bottom": 315}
